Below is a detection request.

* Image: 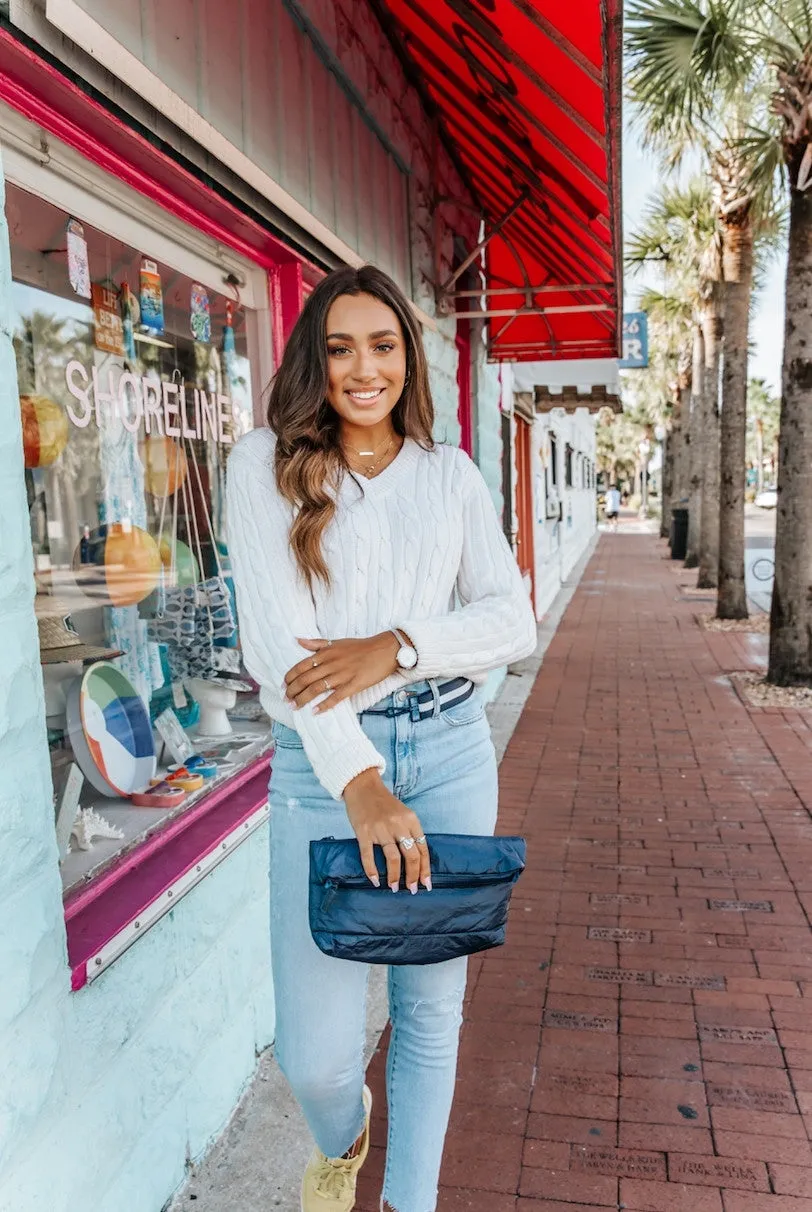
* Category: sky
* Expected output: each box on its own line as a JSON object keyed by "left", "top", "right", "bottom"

{"left": 622, "top": 110, "right": 786, "bottom": 394}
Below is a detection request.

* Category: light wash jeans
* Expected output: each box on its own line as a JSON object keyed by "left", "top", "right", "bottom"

{"left": 268, "top": 681, "right": 498, "bottom": 1212}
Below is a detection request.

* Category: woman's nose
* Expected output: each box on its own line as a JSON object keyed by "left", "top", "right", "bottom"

{"left": 352, "top": 352, "right": 377, "bottom": 381}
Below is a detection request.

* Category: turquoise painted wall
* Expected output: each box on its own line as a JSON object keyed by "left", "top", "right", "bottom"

{"left": 0, "top": 144, "right": 274, "bottom": 1212}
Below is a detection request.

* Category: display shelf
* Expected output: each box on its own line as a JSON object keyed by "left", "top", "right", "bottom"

{"left": 60, "top": 719, "right": 272, "bottom": 892}
{"left": 64, "top": 749, "right": 272, "bottom": 989}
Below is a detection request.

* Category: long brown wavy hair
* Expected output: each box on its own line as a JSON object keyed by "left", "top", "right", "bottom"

{"left": 267, "top": 265, "right": 435, "bottom": 588}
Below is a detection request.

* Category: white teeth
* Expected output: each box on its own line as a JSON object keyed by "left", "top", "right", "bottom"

{"left": 349, "top": 389, "right": 382, "bottom": 400}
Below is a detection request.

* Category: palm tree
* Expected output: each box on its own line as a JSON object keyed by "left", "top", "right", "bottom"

{"left": 634, "top": 286, "right": 695, "bottom": 535}
{"left": 627, "top": 0, "right": 781, "bottom": 618}
{"left": 628, "top": 0, "right": 812, "bottom": 678}
{"left": 761, "top": 9, "right": 812, "bottom": 683}
{"left": 626, "top": 180, "right": 723, "bottom": 580}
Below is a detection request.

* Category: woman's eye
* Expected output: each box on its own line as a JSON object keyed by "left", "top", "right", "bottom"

{"left": 375, "top": 343, "right": 395, "bottom": 353}
{"left": 328, "top": 345, "right": 351, "bottom": 357}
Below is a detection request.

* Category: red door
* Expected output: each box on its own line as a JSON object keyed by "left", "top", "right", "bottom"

{"left": 514, "top": 416, "right": 536, "bottom": 610}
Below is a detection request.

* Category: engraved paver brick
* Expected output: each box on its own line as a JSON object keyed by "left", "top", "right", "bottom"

{"left": 708, "top": 900, "right": 774, "bottom": 913}
{"left": 594, "top": 864, "right": 647, "bottom": 873}
{"left": 668, "top": 1153, "right": 770, "bottom": 1191}
{"left": 590, "top": 893, "right": 648, "bottom": 905}
{"left": 588, "top": 926, "right": 652, "bottom": 943}
{"left": 570, "top": 1144, "right": 666, "bottom": 1180}
{"left": 699, "top": 1025, "right": 779, "bottom": 1046}
{"left": 655, "top": 972, "right": 726, "bottom": 990}
{"left": 543, "top": 1009, "right": 617, "bottom": 1033}
{"left": 707, "top": 1084, "right": 797, "bottom": 1114}
{"left": 587, "top": 967, "right": 654, "bottom": 985}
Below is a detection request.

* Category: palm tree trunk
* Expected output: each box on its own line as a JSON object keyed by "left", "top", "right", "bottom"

{"left": 685, "top": 324, "right": 704, "bottom": 567}
{"left": 673, "top": 362, "right": 692, "bottom": 505}
{"left": 697, "top": 290, "right": 723, "bottom": 588}
{"left": 769, "top": 186, "right": 812, "bottom": 684}
{"left": 661, "top": 428, "right": 673, "bottom": 539}
{"left": 717, "top": 219, "right": 754, "bottom": 619}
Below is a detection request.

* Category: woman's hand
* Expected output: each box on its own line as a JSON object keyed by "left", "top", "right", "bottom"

{"left": 285, "top": 632, "right": 400, "bottom": 713}
{"left": 343, "top": 769, "right": 431, "bottom": 892}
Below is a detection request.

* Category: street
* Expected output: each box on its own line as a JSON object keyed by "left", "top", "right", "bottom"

{"left": 745, "top": 504, "right": 776, "bottom": 615}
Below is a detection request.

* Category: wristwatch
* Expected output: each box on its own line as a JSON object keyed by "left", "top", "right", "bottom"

{"left": 390, "top": 628, "right": 418, "bottom": 671}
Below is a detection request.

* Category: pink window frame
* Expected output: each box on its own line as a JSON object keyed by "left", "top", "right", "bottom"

{"left": 0, "top": 33, "right": 316, "bottom": 989}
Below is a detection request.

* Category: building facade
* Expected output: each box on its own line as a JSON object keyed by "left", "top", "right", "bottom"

{"left": 0, "top": 3, "right": 620, "bottom": 1209}
{"left": 509, "top": 359, "right": 622, "bottom": 617}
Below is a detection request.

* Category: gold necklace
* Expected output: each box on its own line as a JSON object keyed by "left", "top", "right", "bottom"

{"left": 345, "top": 433, "right": 393, "bottom": 459}
{"left": 346, "top": 438, "right": 394, "bottom": 478}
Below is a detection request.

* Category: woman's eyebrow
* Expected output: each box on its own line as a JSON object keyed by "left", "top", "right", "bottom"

{"left": 326, "top": 330, "right": 398, "bottom": 341}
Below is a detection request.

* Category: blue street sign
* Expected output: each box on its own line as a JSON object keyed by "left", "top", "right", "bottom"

{"left": 619, "top": 311, "right": 649, "bottom": 368}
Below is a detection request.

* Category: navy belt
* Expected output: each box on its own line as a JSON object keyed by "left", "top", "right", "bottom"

{"left": 361, "top": 678, "right": 475, "bottom": 722}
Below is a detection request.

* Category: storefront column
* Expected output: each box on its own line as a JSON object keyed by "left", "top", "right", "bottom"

{"left": 0, "top": 138, "right": 70, "bottom": 1180}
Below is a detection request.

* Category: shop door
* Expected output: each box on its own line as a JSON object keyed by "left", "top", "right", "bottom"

{"left": 514, "top": 415, "right": 536, "bottom": 609}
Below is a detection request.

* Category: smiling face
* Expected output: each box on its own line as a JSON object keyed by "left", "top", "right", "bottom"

{"left": 324, "top": 292, "right": 408, "bottom": 431}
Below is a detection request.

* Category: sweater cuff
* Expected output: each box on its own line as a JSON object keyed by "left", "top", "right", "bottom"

{"left": 399, "top": 618, "right": 454, "bottom": 681}
{"left": 314, "top": 737, "right": 387, "bottom": 801}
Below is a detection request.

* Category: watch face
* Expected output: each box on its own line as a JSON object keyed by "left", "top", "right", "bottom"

{"left": 398, "top": 646, "right": 418, "bottom": 670}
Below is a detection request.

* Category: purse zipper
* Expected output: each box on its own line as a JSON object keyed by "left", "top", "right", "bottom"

{"left": 320, "top": 870, "right": 519, "bottom": 893}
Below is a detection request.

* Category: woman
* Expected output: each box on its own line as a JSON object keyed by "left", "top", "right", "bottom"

{"left": 226, "top": 266, "right": 536, "bottom": 1212}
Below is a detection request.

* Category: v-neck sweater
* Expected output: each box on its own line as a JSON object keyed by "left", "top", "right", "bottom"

{"left": 226, "top": 425, "right": 537, "bottom": 799}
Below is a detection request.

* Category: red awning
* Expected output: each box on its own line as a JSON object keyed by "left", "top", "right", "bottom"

{"left": 379, "top": 0, "right": 623, "bottom": 362}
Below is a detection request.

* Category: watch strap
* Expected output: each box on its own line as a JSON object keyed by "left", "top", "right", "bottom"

{"left": 389, "top": 627, "right": 408, "bottom": 650}
{"left": 389, "top": 628, "right": 417, "bottom": 668}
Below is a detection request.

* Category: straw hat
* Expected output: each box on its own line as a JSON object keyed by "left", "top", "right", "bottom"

{"left": 37, "top": 614, "right": 123, "bottom": 665}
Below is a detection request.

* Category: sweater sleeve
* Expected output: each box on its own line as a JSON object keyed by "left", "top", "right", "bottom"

{"left": 226, "top": 436, "right": 385, "bottom": 800}
{"left": 400, "top": 455, "right": 537, "bottom": 680}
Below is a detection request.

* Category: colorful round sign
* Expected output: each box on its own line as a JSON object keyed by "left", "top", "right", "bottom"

{"left": 66, "top": 661, "right": 156, "bottom": 796}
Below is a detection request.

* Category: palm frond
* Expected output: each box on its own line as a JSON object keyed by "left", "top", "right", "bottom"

{"left": 733, "top": 124, "right": 787, "bottom": 199}
{"left": 637, "top": 287, "right": 695, "bottom": 325}
{"left": 626, "top": 0, "right": 755, "bottom": 151}
{"left": 750, "top": 0, "right": 812, "bottom": 63}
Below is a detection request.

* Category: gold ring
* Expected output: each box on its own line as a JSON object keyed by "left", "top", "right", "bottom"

{"left": 323, "top": 678, "right": 331, "bottom": 692}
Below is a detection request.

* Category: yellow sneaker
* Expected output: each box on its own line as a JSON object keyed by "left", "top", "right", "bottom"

{"left": 300, "top": 1085, "right": 373, "bottom": 1211}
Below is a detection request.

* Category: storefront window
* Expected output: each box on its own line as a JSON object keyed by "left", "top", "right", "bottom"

{"left": 7, "top": 182, "right": 272, "bottom": 890}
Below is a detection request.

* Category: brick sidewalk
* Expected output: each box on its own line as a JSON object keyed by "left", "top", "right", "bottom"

{"left": 357, "top": 533, "right": 812, "bottom": 1212}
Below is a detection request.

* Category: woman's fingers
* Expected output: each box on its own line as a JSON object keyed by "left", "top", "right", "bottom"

{"left": 380, "top": 840, "right": 402, "bottom": 891}
{"left": 290, "top": 675, "right": 353, "bottom": 712}
{"left": 312, "top": 689, "right": 351, "bottom": 714}
{"left": 286, "top": 657, "right": 344, "bottom": 704}
{"left": 415, "top": 832, "right": 431, "bottom": 889}
{"left": 285, "top": 645, "right": 338, "bottom": 691}
{"left": 358, "top": 836, "right": 380, "bottom": 888}
{"left": 400, "top": 834, "right": 421, "bottom": 892}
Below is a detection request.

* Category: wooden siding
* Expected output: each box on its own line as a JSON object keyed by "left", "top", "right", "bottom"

{"left": 71, "top": 0, "right": 410, "bottom": 284}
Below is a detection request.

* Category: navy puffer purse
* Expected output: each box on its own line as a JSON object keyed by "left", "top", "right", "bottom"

{"left": 309, "top": 833, "right": 526, "bottom": 965}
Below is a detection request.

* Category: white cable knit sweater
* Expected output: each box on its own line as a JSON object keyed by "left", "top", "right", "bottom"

{"left": 226, "top": 426, "right": 537, "bottom": 798}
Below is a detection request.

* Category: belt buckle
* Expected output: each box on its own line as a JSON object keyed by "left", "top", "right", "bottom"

{"left": 407, "top": 692, "right": 422, "bottom": 723}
